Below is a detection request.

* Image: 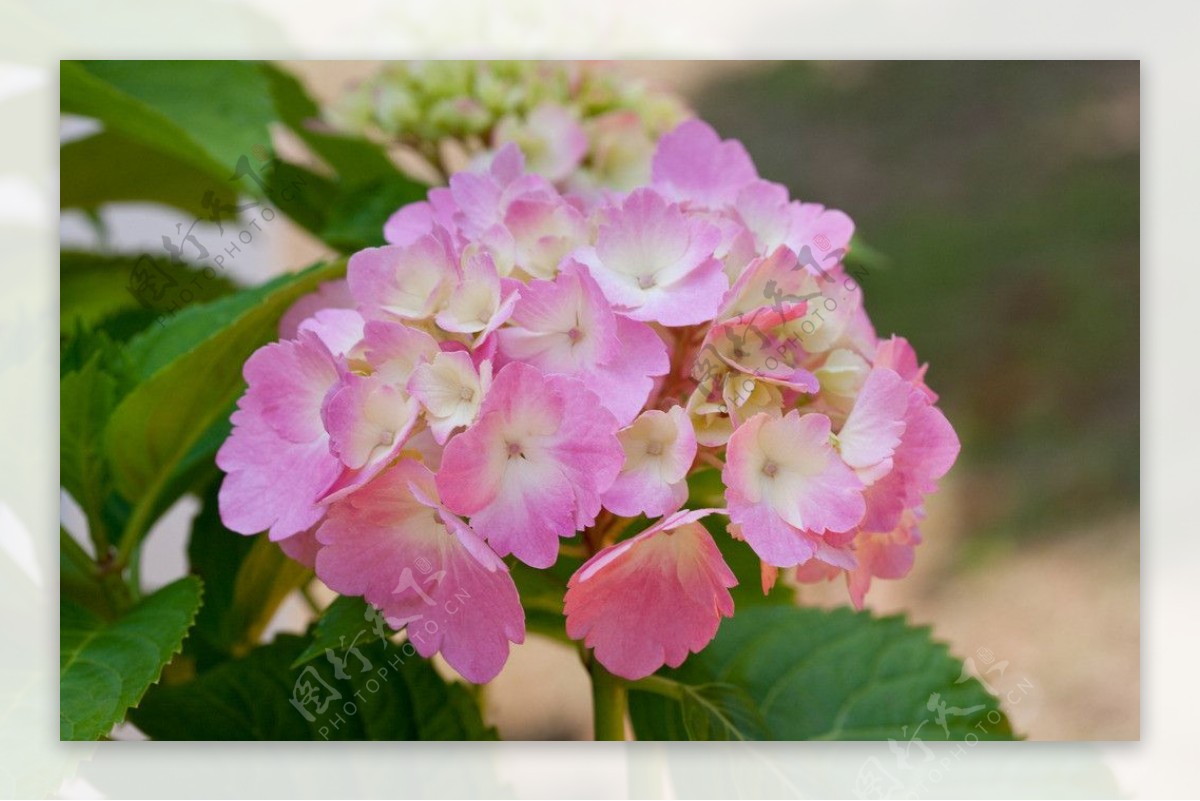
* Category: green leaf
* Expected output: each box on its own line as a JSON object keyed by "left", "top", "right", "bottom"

{"left": 679, "top": 682, "right": 768, "bottom": 741}
{"left": 507, "top": 553, "right": 583, "bottom": 643}
{"left": 320, "top": 178, "right": 427, "bottom": 252}
{"left": 629, "top": 606, "right": 1013, "bottom": 741}
{"left": 130, "top": 634, "right": 496, "bottom": 740}
{"left": 61, "top": 250, "right": 237, "bottom": 335}
{"left": 104, "top": 259, "right": 345, "bottom": 510}
{"left": 263, "top": 159, "right": 337, "bottom": 237}
{"left": 259, "top": 62, "right": 407, "bottom": 187}
{"left": 290, "top": 595, "right": 383, "bottom": 669}
{"left": 632, "top": 676, "right": 768, "bottom": 741}
{"left": 60, "top": 353, "right": 117, "bottom": 533}
{"left": 60, "top": 576, "right": 203, "bottom": 740}
{"left": 60, "top": 131, "right": 239, "bottom": 218}
{"left": 63, "top": 60, "right": 276, "bottom": 195}
{"left": 187, "top": 484, "right": 311, "bottom": 661}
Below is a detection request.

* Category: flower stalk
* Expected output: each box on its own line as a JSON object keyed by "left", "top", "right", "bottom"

{"left": 590, "top": 656, "right": 628, "bottom": 741}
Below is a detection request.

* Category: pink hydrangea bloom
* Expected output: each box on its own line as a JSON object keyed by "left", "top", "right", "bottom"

{"left": 437, "top": 362, "right": 623, "bottom": 568}
{"left": 571, "top": 188, "right": 727, "bottom": 326}
{"left": 316, "top": 459, "right": 524, "bottom": 683}
{"left": 496, "top": 263, "right": 668, "bottom": 425}
{"left": 216, "top": 331, "right": 343, "bottom": 541}
{"left": 218, "top": 109, "right": 961, "bottom": 685}
{"left": 565, "top": 508, "right": 737, "bottom": 680}
{"left": 723, "top": 410, "right": 865, "bottom": 567}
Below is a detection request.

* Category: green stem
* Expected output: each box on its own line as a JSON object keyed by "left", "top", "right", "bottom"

{"left": 590, "top": 657, "right": 628, "bottom": 741}
{"left": 61, "top": 528, "right": 95, "bottom": 574}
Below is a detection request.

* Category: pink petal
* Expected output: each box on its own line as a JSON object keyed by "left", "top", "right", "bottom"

{"left": 724, "top": 411, "right": 866, "bottom": 567}
{"left": 347, "top": 234, "right": 456, "bottom": 321}
{"left": 602, "top": 406, "right": 697, "bottom": 517}
{"left": 240, "top": 331, "right": 340, "bottom": 444}
{"left": 837, "top": 368, "right": 910, "bottom": 471}
{"left": 565, "top": 509, "right": 736, "bottom": 680}
{"left": 496, "top": 264, "right": 667, "bottom": 425}
{"left": 279, "top": 279, "right": 355, "bottom": 340}
{"left": 216, "top": 405, "right": 342, "bottom": 540}
{"left": 652, "top": 119, "right": 758, "bottom": 208}
{"left": 437, "top": 363, "right": 622, "bottom": 568}
{"left": 315, "top": 460, "right": 524, "bottom": 683}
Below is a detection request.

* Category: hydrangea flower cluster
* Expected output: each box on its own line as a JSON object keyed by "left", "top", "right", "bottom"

{"left": 217, "top": 120, "right": 959, "bottom": 683}
{"left": 325, "top": 60, "right": 689, "bottom": 191}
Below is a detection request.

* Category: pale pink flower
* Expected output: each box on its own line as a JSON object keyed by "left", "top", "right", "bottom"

{"left": 434, "top": 247, "right": 518, "bottom": 342}
{"left": 496, "top": 263, "right": 668, "bottom": 425}
{"left": 723, "top": 411, "right": 865, "bottom": 567}
{"left": 437, "top": 362, "right": 623, "bottom": 568}
{"left": 572, "top": 188, "right": 726, "bottom": 326}
{"left": 315, "top": 459, "right": 525, "bottom": 684}
{"left": 347, "top": 231, "right": 457, "bottom": 322}
{"left": 322, "top": 373, "right": 419, "bottom": 471}
{"left": 564, "top": 508, "right": 736, "bottom": 680}
{"left": 602, "top": 407, "right": 697, "bottom": 518}
{"left": 217, "top": 331, "right": 343, "bottom": 540}
{"left": 407, "top": 350, "right": 492, "bottom": 444}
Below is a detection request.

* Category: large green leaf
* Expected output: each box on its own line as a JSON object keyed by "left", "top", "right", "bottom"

{"left": 187, "top": 485, "right": 311, "bottom": 662}
{"left": 629, "top": 606, "right": 1013, "bottom": 741}
{"left": 290, "top": 595, "right": 384, "bottom": 669}
{"left": 60, "top": 576, "right": 203, "bottom": 740}
{"left": 61, "top": 250, "right": 236, "bottom": 335}
{"left": 104, "top": 259, "right": 344, "bottom": 513}
{"left": 62, "top": 61, "right": 276, "bottom": 195}
{"left": 60, "top": 353, "right": 117, "bottom": 536}
{"left": 129, "top": 634, "right": 496, "bottom": 740}
{"left": 60, "top": 130, "right": 239, "bottom": 218}
{"left": 632, "top": 676, "right": 768, "bottom": 741}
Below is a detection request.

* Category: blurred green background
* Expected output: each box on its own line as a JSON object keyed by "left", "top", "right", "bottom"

{"left": 692, "top": 61, "right": 1139, "bottom": 548}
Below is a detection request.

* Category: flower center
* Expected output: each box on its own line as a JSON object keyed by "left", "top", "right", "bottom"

{"left": 761, "top": 460, "right": 779, "bottom": 478}
{"left": 567, "top": 327, "right": 584, "bottom": 344}
{"left": 378, "top": 429, "right": 395, "bottom": 447}
{"left": 637, "top": 274, "right": 657, "bottom": 290}
{"left": 506, "top": 441, "right": 524, "bottom": 458}
{"left": 458, "top": 386, "right": 475, "bottom": 402}
{"left": 645, "top": 441, "right": 664, "bottom": 456}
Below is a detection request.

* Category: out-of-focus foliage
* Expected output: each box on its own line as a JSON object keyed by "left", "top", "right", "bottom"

{"left": 694, "top": 61, "right": 1139, "bottom": 541}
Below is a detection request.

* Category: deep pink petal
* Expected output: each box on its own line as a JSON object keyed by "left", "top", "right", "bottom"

{"left": 565, "top": 510, "right": 736, "bottom": 679}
